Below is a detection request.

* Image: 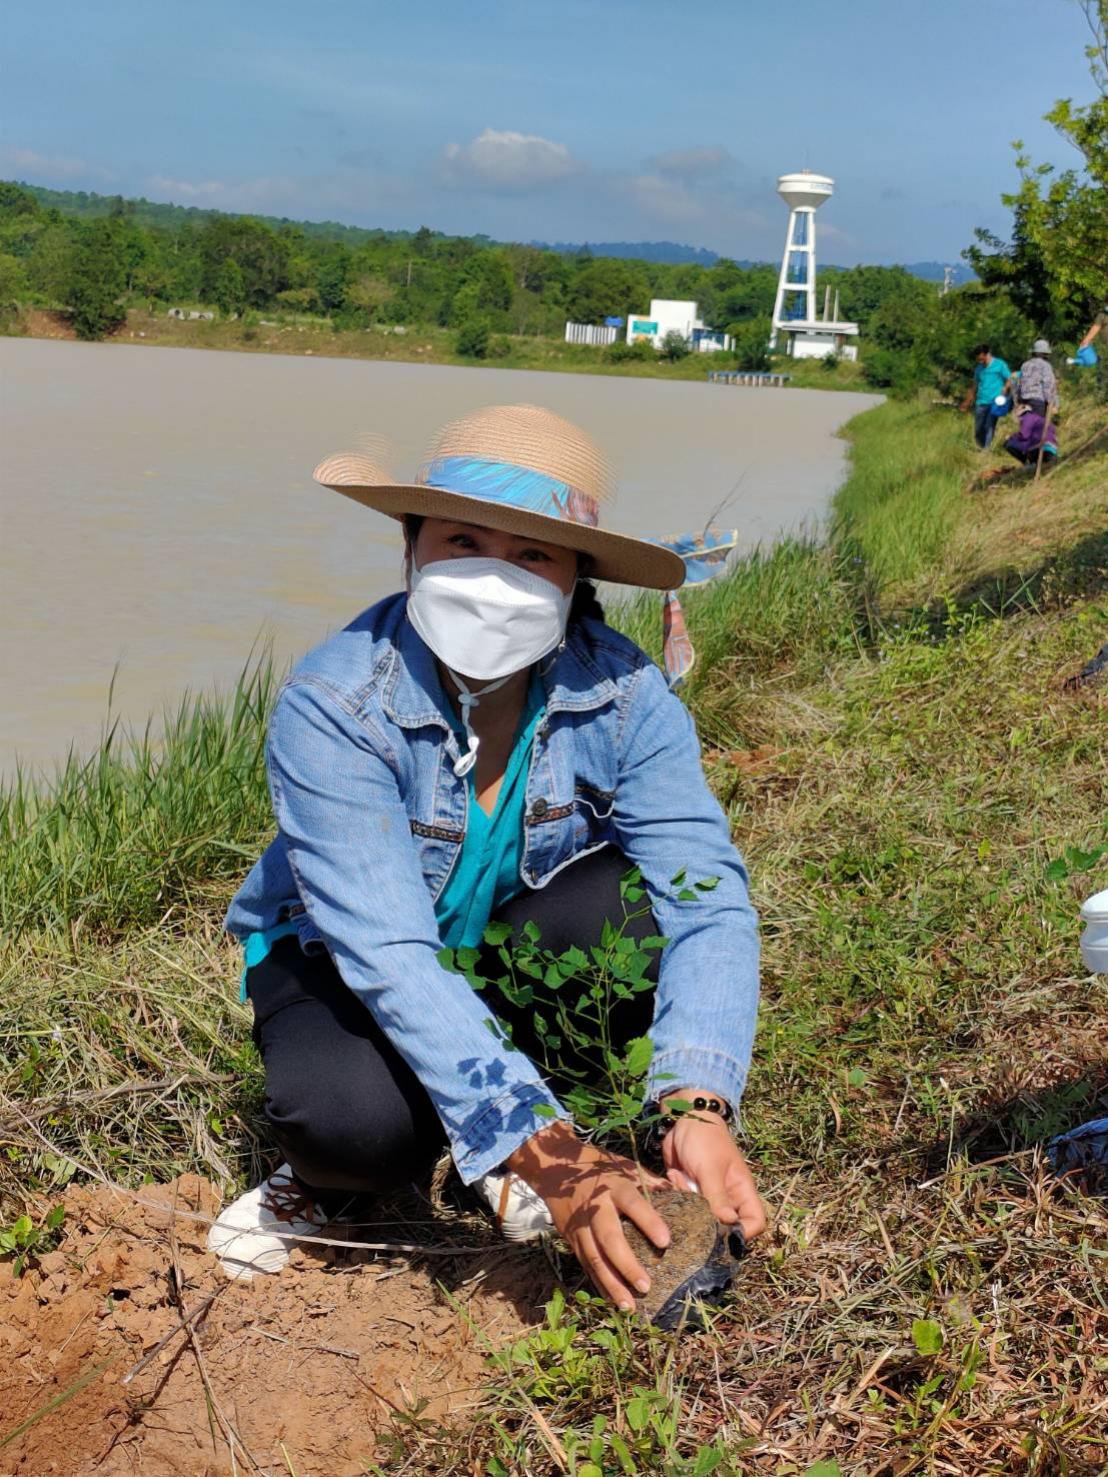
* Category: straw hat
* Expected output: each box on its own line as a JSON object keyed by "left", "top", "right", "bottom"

{"left": 313, "top": 403, "right": 685, "bottom": 590}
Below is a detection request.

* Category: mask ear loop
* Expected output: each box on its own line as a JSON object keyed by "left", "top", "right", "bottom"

{"left": 545, "top": 575, "right": 579, "bottom": 671}
{"left": 445, "top": 668, "right": 513, "bottom": 777}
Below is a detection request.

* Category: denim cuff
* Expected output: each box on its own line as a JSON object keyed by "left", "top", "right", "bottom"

{"left": 646, "top": 1047, "right": 749, "bottom": 1123}
{"left": 450, "top": 1081, "right": 569, "bottom": 1185}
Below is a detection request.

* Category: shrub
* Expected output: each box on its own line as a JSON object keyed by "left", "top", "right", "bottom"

{"left": 862, "top": 346, "right": 918, "bottom": 394}
{"left": 606, "top": 337, "right": 656, "bottom": 364}
{"left": 331, "top": 305, "right": 370, "bottom": 332}
{"left": 455, "top": 316, "right": 491, "bottom": 358}
{"left": 731, "top": 317, "right": 772, "bottom": 372}
{"left": 659, "top": 329, "right": 690, "bottom": 361}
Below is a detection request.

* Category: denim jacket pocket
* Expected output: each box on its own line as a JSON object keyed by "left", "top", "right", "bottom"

{"left": 409, "top": 818, "right": 465, "bottom": 902}
{"left": 572, "top": 780, "right": 615, "bottom": 849}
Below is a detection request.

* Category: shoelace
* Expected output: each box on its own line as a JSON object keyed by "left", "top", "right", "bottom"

{"left": 445, "top": 667, "right": 512, "bottom": 777}
{"left": 261, "top": 1169, "right": 324, "bottom": 1226}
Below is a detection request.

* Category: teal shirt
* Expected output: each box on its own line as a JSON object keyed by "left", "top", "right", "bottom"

{"left": 240, "top": 673, "right": 544, "bottom": 993}
{"left": 435, "top": 673, "right": 546, "bottom": 950}
{"left": 974, "top": 356, "right": 1011, "bottom": 404}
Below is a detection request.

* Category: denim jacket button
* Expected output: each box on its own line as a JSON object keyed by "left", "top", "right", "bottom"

{"left": 530, "top": 797, "right": 549, "bottom": 819}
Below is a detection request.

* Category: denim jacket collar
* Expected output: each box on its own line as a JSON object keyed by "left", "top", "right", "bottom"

{"left": 381, "top": 602, "right": 619, "bottom": 731}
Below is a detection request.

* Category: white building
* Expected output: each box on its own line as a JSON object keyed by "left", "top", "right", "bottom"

{"left": 779, "top": 320, "right": 859, "bottom": 361}
{"left": 627, "top": 299, "right": 732, "bottom": 353}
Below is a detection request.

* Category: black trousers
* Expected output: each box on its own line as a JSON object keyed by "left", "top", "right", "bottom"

{"left": 246, "top": 848, "right": 659, "bottom": 1194}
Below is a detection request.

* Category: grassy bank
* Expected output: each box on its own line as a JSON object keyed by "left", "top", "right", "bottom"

{"left": 10, "top": 304, "right": 871, "bottom": 389}
{"left": 2, "top": 388, "right": 1106, "bottom": 1470}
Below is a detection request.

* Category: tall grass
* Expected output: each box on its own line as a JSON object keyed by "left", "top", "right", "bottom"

{"left": 0, "top": 662, "right": 276, "bottom": 937}
{"left": 831, "top": 397, "right": 972, "bottom": 591}
{"left": 611, "top": 537, "right": 860, "bottom": 745}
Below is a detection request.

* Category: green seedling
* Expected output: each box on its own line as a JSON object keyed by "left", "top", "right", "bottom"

{"left": 0, "top": 1204, "right": 66, "bottom": 1276}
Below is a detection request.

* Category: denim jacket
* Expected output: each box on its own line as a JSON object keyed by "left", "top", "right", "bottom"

{"left": 225, "top": 594, "right": 760, "bottom": 1183}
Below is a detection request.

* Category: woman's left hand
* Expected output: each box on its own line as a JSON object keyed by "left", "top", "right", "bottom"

{"left": 659, "top": 1093, "right": 766, "bottom": 1246}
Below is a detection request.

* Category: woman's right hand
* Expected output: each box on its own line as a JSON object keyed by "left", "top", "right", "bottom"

{"left": 505, "top": 1120, "right": 671, "bottom": 1310}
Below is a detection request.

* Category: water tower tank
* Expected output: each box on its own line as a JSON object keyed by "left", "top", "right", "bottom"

{"left": 776, "top": 172, "right": 834, "bottom": 211}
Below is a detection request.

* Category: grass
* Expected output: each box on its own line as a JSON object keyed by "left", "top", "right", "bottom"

{"left": 2, "top": 384, "right": 1106, "bottom": 1470}
{"left": 0, "top": 660, "right": 277, "bottom": 937}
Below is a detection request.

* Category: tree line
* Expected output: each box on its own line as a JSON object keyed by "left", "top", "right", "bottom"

{"left": 0, "top": 179, "right": 950, "bottom": 361}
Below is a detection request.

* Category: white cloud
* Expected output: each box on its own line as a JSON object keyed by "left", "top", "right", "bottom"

{"left": 146, "top": 174, "right": 301, "bottom": 210}
{"left": 441, "top": 128, "right": 580, "bottom": 193}
{"left": 648, "top": 146, "right": 734, "bottom": 179}
{"left": 817, "top": 220, "right": 859, "bottom": 249}
{"left": 624, "top": 172, "right": 707, "bottom": 227}
{"left": 1, "top": 147, "right": 112, "bottom": 183}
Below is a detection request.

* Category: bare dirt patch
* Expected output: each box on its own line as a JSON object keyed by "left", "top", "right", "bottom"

{"left": 0, "top": 1176, "right": 550, "bottom": 1475}
{"left": 19, "top": 309, "right": 76, "bottom": 340}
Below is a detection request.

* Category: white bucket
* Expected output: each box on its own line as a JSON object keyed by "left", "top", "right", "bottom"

{"left": 1079, "top": 887, "right": 1108, "bottom": 974}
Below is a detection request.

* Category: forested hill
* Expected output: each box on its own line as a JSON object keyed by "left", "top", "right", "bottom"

{"left": 1, "top": 176, "right": 964, "bottom": 347}
{"left": 532, "top": 240, "right": 721, "bottom": 266}
{"left": 20, "top": 183, "right": 467, "bottom": 248}
{"left": 21, "top": 183, "right": 972, "bottom": 283}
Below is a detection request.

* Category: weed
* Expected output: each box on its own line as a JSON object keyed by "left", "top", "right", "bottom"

{"left": 0, "top": 1204, "right": 65, "bottom": 1275}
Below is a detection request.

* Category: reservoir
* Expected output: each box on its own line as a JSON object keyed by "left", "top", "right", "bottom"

{"left": 1, "top": 337, "right": 880, "bottom": 774}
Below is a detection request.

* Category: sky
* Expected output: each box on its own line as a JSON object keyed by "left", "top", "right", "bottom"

{"left": 1, "top": 0, "right": 1099, "bottom": 265}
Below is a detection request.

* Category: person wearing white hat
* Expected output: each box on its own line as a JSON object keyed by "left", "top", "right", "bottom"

{"left": 1012, "top": 339, "right": 1058, "bottom": 418}
{"left": 207, "top": 404, "right": 765, "bottom": 1311}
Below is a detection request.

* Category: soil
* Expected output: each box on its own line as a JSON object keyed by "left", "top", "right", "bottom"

{"left": 19, "top": 309, "right": 76, "bottom": 340}
{"left": 621, "top": 1190, "right": 739, "bottom": 1329}
{"left": 0, "top": 1176, "right": 552, "bottom": 1475}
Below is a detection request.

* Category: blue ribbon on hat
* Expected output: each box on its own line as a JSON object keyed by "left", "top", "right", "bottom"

{"left": 418, "top": 455, "right": 600, "bottom": 527}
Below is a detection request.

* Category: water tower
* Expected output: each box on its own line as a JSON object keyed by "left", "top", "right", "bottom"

{"left": 770, "top": 171, "right": 834, "bottom": 347}
{"left": 769, "top": 170, "right": 859, "bottom": 360}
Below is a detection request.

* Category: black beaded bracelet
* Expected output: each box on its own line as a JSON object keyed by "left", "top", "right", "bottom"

{"left": 644, "top": 1093, "right": 735, "bottom": 1148}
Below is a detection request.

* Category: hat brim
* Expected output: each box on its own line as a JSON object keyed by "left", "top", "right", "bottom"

{"left": 314, "top": 455, "right": 687, "bottom": 591}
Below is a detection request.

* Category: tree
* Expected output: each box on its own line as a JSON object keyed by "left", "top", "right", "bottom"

{"left": 315, "top": 245, "right": 352, "bottom": 313}
{"left": 455, "top": 315, "right": 491, "bottom": 357}
{"left": 68, "top": 220, "right": 126, "bottom": 339}
{"left": 565, "top": 259, "right": 649, "bottom": 323}
{"left": 712, "top": 265, "right": 776, "bottom": 327}
{"left": 963, "top": 212, "right": 1057, "bottom": 333}
{"left": 26, "top": 223, "right": 76, "bottom": 302}
{"left": 213, "top": 258, "right": 246, "bottom": 317}
{"left": 0, "top": 251, "right": 27, "bottom": 322}
{"left": 197, "top": 216, "right": 291, "bottom": 308}
{"left": 968, "top": 0, "right": 1107, "bottom": 326}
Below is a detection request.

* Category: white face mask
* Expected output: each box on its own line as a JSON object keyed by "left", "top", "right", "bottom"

{"left": 406, "top": 557, "right": 573, "bottom": 683}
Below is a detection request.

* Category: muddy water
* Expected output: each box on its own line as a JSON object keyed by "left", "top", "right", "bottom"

{"left": 0, "top": 338, "right": 879, "bottom": 773}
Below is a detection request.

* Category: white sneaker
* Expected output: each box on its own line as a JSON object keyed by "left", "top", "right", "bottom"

{"left": 473, "top": 1168, "right": 555, "bottom": 1242}
{"left": 207, "top": 1163, "right": 324, "bottom": 1279}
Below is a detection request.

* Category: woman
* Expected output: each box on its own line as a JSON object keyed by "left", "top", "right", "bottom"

{"left": 210, "top": 404, "right": 764, "bottom": 1310}
{"left": 1012, "top": 339, "right": 1058, "bottom": 419}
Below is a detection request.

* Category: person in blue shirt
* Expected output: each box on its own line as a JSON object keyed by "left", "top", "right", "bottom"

{"left": 960, "top": 343, "right": 1013, "bottom": 449}
{"left": 208, "top": 403, "right": 765, "bottom": 1312}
